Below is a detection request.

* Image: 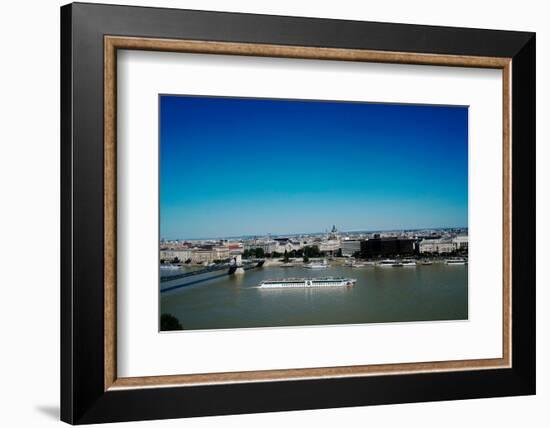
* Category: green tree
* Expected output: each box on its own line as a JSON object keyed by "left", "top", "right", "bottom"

{"left": 303, "top": 255, "right": 309, "bottom": 263}
{"left": 160, "top": 313, "right": 183, "bottom": 331}
{"left": 255, "top": 248, "right": 265, "bottom": 258}
{"left": 283, "top": 250, "right": 290, "bottom": 263}
{"left": 303, "top": 245, "right": 321, "bottom": 258}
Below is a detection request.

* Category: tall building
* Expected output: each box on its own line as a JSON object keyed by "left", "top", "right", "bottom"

{"left": 318, "top": 240, "right": 340, "bottom": 253}
{"left": 360, "top": 237, "right": 415, "bottom": 258}
{"left": 453, "top": 235, "right": 469, "bottom": 251}
{"left": 160, "top": 249, "right": 192, "bottom": 262}
{"left": 328, "top": 225, "right": 339, "bottom": 240}
{"left": 243, "top": 240, "right": 278, "bottom": 254}
{"left": 341, "top": 239, "right": 362, "bottom": 256}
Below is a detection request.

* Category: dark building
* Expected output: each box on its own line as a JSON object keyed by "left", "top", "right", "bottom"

{"left": 360, "top": 238, "right": 415, "bottom": 258}
{"left": 273, "top": 238, "right": 290, "bottom": 244}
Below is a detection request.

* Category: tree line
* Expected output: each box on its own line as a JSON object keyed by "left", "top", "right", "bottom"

{"left": 243, "top": 245, "right": 325, "bottom": 261}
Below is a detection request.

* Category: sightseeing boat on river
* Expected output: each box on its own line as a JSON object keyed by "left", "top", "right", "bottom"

{"left": 377, "top": 259, "right": 401, "bottom": 267}
{"left": 445, "top": 257, "right": 467, "bottom": 265}
{"left": 345, "top": 260, "right": 375, "bottom": 268}
{"left": 305, "top": 260, "right": 328, "bottom": 269}
{"left": 377, "top": 259, "right": 417, "bottom": 268}
{"left": 160, "top": 264, "right": 180, "bottom": 270}
{"left": 260, "top": 277, "right": 356, "bottom": 289}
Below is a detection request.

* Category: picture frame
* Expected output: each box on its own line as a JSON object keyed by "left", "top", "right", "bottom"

{"left": 60, "top": 2, "right": 535, "bottom": 424}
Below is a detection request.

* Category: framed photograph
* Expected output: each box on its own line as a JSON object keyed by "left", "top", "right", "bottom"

{"left": 61, "top": 2, "right": 535, "bottom": 424}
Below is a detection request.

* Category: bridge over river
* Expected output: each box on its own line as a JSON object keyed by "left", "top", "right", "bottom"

{"left": 160, "top": 259, "right": 265, "bottom": 293}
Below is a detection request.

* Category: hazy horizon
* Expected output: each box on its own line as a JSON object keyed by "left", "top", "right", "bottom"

{"left": 161, "top": 224, "right": 468, "bottom": 242}
{"left": 160, "top": 95, "right": 468, "bottom": 240}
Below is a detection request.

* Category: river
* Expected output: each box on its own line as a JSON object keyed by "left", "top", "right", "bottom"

{"left": 160, "top": 263, "right": 467, "bottom": 330}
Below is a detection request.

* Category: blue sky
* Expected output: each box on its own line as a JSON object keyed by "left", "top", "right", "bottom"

{"left": 160, "top": 95, "right": 468, "bottom": 240}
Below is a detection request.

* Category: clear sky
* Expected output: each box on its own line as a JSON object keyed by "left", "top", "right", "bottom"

{"left": 160, "top": 95, "right": 468, "bottom": 240}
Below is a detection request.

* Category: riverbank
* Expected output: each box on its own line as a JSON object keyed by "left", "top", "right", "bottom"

{"left": 162, "top": 255, "right": 468, "bottom": 269}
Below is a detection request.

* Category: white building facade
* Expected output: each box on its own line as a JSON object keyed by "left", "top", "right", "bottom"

{"left": 418, "top": 239, "right": 456, "bottom": 254}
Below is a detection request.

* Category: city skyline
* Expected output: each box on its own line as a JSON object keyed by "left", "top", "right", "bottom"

{"left": 161, "top": 225, "right": 468, "bottom": 242}
{"left": 160, "top": 95, "right": 468, "bottom": 240}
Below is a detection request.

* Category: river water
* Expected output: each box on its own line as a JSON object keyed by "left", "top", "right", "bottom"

{"left": 160, "top": 264, "right": 467, "bottom": 330}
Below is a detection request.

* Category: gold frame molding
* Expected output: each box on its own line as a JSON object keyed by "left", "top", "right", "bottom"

{"left": 104, "top": 36, "right": 512, "bottom": 391}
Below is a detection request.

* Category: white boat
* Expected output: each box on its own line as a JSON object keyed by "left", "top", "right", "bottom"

{"left": 377, "top": 259, "right": 401, "bottom": 267}
{"left": 445, "top": 258, "right": 467, "bottom": 265}
{"left": 305, "top": 260, "right": 328, "bottom": 269}
{"left": 160, "top": 264, "right": 180, "bottom": 270}
{"left": 352, "top": 261, "right": 375, "bottom": 268}
{"left": 260, "top": 277, "right": 356, "bottom": 289}
{"left": 401, "top": 260, "right": 417, "bottom": 267}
